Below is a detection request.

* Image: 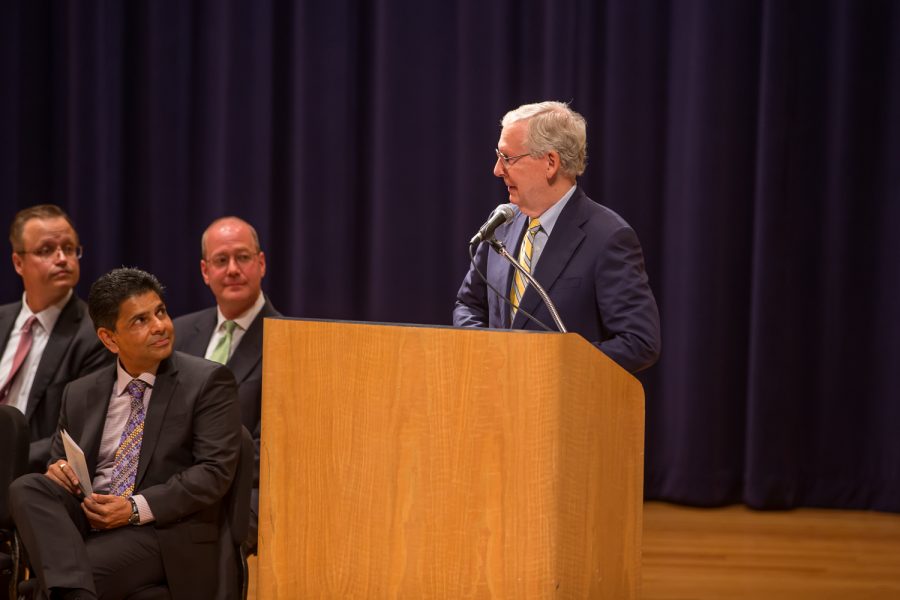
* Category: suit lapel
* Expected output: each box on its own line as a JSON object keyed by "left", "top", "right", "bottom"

{"left": 0, "top": 302, "right": 18, "bottom": 348}
{"left": 27, "top": 296, "right": 82, "bottom": 420}
{"left": 226, "top": 301, "right": 276, "bottom": 383}
{"left": 181, "top": 309, "right": 217, "bottom": 357}
{"left": 81, "top": 366, "right": 116, "bottom": 476}
{"left": 513, "top": 191, "right": 588, "bottom": 329}
{"left": 135, "top": 355, "right": 179, "bottom": 487}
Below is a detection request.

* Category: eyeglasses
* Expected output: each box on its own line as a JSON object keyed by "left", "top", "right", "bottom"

{"left": 495, "top": 148, "right": 531, "bottom": 167}
{"left": 205, "top": 252, "right": 259, "bottom": 270}
{"left": 17, "top": 244, "right": 83, "bottom": 261}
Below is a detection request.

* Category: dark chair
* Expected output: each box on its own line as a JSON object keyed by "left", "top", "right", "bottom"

{"left": 0, "top": 405, "right": 30, "bottom": 600}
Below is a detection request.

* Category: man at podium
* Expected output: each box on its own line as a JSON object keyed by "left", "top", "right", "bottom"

{"left": 454, "top": 101, "right": 661, "bottom": 373}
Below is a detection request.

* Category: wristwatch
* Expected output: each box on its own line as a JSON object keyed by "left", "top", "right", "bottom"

{"left": 128, "top": 497, "right": 141, "bottom": 526}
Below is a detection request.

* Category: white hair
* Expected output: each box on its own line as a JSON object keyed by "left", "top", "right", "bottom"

{"left": 501, "top": 101, "right": 587, "bottom": 177}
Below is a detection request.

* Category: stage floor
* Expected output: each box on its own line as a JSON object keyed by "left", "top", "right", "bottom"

{"left": 642, "top": 501, "right": 900, "bottom": 599}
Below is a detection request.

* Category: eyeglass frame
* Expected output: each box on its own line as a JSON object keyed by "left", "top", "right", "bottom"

{"left": 16, "top": 244, "right": 84, "bottom": 261}
{"left": 203, "top": 251, "right": 262, "bottom": 270}
{"left": 495, "top": 148, "right": 532, "bottom": 167}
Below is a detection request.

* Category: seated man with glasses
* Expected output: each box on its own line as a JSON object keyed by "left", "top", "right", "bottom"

{"left": 1, "top": 204, "right": 111, "bottom": 471}
{"left": 454, "top": 101, "right": 661, "bottom": 374}
{"left": 173, "top": 216, "right": 280, "bottom": 554}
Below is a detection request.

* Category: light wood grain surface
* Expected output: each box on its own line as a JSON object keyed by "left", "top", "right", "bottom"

{"left": 258, "top": 319, "right": 644, "bottom": 598}
{"left": 249, "top": 501, "right": 900, "bottom": 598}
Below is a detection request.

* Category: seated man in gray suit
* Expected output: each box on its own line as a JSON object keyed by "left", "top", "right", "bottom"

{"left": 173, "top": 216, "right": 280, "bottom": 553}
{"left": 1, "top": 204, "right": 111, "bottom": 472}
{"left": 10, "top": 267, "right": 241, "bottom": 599}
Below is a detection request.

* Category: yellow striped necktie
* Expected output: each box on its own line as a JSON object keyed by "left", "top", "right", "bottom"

{"left": 510, "top": 218, "right": 542, "bottom": 319}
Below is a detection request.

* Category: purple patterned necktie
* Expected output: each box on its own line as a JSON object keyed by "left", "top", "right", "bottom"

{"left": 110, "top": 379, "right": 149, "bottom": 497}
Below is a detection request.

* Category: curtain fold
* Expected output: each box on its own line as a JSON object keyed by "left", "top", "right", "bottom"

{"left": 1, "top": 0, "right": 897, "bottom": 511}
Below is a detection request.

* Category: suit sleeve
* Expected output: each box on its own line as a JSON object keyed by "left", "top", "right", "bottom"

{"left": 593, "top": 225, "right": 661, "bottom": 373}
{"left": 453, "top": 242, "right": 491, "bottom": 328}
{"left": 29, "top": 326, "right": 112, "bottom": 471}
{"left": 46, "top": 385, "right": 69, "bottom": 468}
{"left": 139, "top": 366, "right": 241, "bottom": 525}
{"left": 31, "top": 431, "right": 58, "bottom": 472}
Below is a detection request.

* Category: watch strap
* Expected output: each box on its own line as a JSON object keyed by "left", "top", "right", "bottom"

{"left": 128, "top": 496, "right": 140, "bottom": 525}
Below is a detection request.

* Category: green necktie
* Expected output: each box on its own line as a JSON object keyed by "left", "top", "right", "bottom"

{"left": 510, "top": 218, "right": 542, "bottom": 319}
{"left": 209, "top": 320, "right": 237, "bottom": 364}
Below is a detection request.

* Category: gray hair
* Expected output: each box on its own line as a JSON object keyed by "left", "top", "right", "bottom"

{"left": 501, "top": 101, "right": 587, "bottom": 177}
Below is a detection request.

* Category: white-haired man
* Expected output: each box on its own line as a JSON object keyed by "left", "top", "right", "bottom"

{"left": 454, "top": 101, "right": 661, "bottom": 373}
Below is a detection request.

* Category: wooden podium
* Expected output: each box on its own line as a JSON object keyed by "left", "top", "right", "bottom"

{"left": 258, "top": 319, "right": 644, "bottom": 598}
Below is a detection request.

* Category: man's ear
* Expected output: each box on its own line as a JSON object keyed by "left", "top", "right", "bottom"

{"left": 12, "top": 252, "right": 23, "bottom": 277}
{"left": 200, "top": 259, "right": 211, "bottom": 286}
{"left": 97, "top": 327, "right": 119, "bottom": 355}
{"left": 545, "top": 151, "right": 561, "bottom": 180}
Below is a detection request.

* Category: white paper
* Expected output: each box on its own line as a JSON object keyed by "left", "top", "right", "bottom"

{"left": 60, "top": 428, "right": 93, "bottom": 497}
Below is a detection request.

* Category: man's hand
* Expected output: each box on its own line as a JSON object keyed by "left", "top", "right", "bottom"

{"left": 82, "top": 494, "right": 133, "bottom": 530}
{"left": 44, "top": 460, "right": 82, "bottom": 497}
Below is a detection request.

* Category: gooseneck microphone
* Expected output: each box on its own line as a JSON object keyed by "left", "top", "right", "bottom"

{"left": 469, "top": 203, "right": 516, "bottom": 245}
{"left": 465, "top": 202, "right": 568, "bottom": 333}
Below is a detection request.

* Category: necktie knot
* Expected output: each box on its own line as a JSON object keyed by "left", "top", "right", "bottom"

{"left": 21, "top": 315, "right": 37, "bottom": 333}
{"left": 126, "top": 379, "right": 149, "bottom": 404}
{"left": 528, "top": 218, "right": 542, "bottom": 233}
{"left": 223, "top": 320, "right": 237, "bottom": 335}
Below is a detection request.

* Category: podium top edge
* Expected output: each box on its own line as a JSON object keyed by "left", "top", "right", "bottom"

{"left": 263, "top": 315, "right": 565, "bottom": 336}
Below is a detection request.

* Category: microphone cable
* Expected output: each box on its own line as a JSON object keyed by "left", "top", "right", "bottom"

{"left": 466, "top": 241, "right": 555, "bottom": 333}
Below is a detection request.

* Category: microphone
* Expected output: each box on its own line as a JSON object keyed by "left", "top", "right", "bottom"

{"left": 469, "top": 203, "right": 516, "bottom": 245}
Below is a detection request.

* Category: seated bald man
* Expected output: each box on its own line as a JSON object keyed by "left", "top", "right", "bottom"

{"left": 173, "top": 216, "right": 280, "bottom": 554}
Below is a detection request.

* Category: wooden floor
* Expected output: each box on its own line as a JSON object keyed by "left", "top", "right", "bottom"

{"left": 642, "top": 501, "right": 900, "bottom": 599}
{"left": 247, "top": 501, "right": 900, "bottom": 598}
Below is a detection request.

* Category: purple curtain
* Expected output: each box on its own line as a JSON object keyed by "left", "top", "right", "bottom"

{"left": 2, "top": 0, "right": 898, "bottom": 511}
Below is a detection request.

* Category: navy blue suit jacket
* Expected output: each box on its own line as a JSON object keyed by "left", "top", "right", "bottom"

{"left": 453, "top": 188, "right": 661, "bottom": 373}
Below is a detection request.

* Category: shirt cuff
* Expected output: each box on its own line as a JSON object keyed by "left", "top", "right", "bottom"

{"left": 132, "top": 494, "right": 155, "bottom": 524}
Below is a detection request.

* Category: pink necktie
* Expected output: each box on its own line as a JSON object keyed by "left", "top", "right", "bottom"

{"left": 0, "top": 315, "right": 37, "bottom": 404}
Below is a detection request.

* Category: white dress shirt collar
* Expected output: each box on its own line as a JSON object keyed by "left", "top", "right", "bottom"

{"left": 20, "top": 289, "right": 72, "bottom": 334}
{"left": 215, "top": 291, "right": 266, "bottom": 334}
{"left": 114, "top": 359, "right": 157, "bottom": 396}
